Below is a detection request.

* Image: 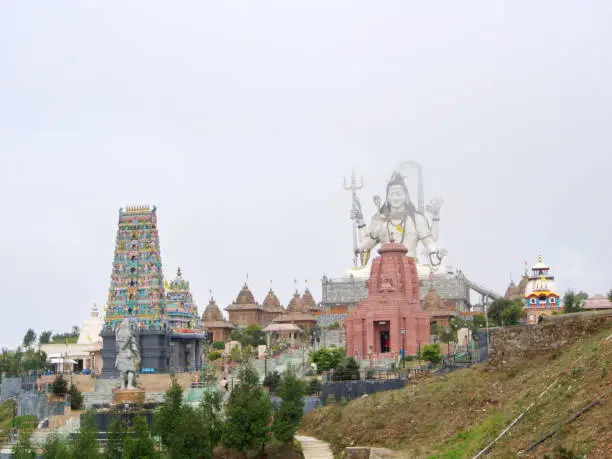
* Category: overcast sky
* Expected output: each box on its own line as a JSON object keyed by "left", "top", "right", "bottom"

{"left": 1, "top": 1, "right": 610, "bottom": 348}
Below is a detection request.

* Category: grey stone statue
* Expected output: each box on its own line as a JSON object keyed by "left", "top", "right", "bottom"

{"left": 115, "top": 319, "right": 141, "bottom": 390}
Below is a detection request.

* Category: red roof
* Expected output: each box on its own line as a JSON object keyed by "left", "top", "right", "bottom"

{"left": 582, "top": 295, "right": 612, "bottom": 310}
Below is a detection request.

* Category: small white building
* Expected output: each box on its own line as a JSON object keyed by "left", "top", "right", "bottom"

{"left": 41, "top": 304, "right": 104, "bottom": 373}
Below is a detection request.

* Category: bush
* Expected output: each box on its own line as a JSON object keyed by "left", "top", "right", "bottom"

{"left": 51, "top": 375, "right": 68, "bottom": 396}
{"left": 365, "top": 369, "right": 376, "bottom": 380}
{"left": 69, "top": 383, "right": 84, "bottom": 410}
{"left": 212, "top": 341, "right": 226, "bottom": 350}
{"left": 263, "top": 371, "right": 282, "bottom": 392}
{"left": 404, "top": 354, "right": 417, "bottom": 362}
{"left": 420, "top": 343, "right": 442, "bottom": 364}
{"left": 13, "top": 415, "right": 38, "bottom": 430}
{"left": 208, "top": 351, "right": 222, "bottom": 361}
{"left": 309, "top": 347, "right": 345, "bottom": 373}
{"left": 332, "top": 357, "right": 360, "bottom": 381}
{"left": 305, "top": 379, "right": 322, "bottom": 394}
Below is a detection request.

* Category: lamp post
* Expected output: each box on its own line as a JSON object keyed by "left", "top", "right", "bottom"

{"left": 400, "top": 328, "right": 406, "bottom": 368}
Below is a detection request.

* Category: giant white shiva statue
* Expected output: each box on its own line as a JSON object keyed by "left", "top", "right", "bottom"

{"left": 345, "top": 162, "right": 449, "bottom": 279}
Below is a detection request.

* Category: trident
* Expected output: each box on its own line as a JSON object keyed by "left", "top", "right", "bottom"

{"left": 343, "top": 169, "right": 364, "bottom": 267}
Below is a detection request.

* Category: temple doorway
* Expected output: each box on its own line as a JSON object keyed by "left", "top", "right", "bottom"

{"left": 380, "top": 331, "right": 390, "bottom": 353}
{"left": 374, "top": 321, "right": 391, "bottom": 353}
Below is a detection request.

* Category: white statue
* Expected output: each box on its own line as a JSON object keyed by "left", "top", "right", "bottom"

{"left": 349, "top": 169, "right": 446, "bottom": 270}
{"left": 115, "top": 319, "right": 141, "bottom": 390}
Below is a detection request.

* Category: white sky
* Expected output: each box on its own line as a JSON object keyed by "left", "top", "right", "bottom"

{"left": 1, "top": 1, "right": 610, "bottom": 347}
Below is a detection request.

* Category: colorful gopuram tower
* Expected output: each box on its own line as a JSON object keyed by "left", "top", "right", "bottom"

{"left": 523, "top": 255, "right": 561, "bottom": 324}
{"left": 165, "top": 267, "right": 202, "bottom": 333}
{"left": 100, "top": 206, "right": 205, "bottom": 377}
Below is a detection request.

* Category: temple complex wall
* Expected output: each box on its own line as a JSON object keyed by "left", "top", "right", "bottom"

{"left": 488, "top": 310, "right": 612, "bottom": 371}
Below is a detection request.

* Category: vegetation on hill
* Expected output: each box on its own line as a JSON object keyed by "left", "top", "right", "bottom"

{"left": 300, "top": 328, "right": 611, "bottom": 458}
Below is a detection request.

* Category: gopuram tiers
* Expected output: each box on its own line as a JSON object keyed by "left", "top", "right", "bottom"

{"left": 165, "top": 267, "right": 202, "bottom": 334}
{"left": 100, "top": 206, "right": 205, "bottom": 378}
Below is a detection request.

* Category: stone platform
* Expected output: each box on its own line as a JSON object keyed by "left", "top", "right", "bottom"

{"left": 112, "top": 388, "right": 145, "bottom": 405}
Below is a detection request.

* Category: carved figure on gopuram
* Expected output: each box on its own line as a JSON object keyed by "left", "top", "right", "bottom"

{"left": 347, "top": 162, "right": 447, "bottom": 277}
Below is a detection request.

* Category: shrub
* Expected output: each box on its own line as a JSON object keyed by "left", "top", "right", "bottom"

{"left": 51, "top": 375, "right": 68, "bottom": 396}
{"left": 420, "top": 343, "right": 442, "bottom": 364}
{"left": 69, "top": 383, "right": 84, "bottom": 410}
{"left": 305, "top": 379, "right": 322, "bottom": 394}
{"left": 263, "top": 371, "right": 282, "bottom": 392}
{"left": 208, "top": 351, "right": 222, "bottom": 361}
{"left": 212, "top": 341, "right": 226, "bottom": 350}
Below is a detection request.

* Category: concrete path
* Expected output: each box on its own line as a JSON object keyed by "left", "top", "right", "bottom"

{"left": 295, "top": 435, "right": 334, "bottom": 459}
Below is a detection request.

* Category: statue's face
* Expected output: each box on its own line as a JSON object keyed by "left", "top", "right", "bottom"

{"left": 387, "top": 184, "right": 406, "bottom": 208}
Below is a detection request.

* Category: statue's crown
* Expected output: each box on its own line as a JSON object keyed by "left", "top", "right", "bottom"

{"left": 388, "top": 170, "right": 406, "bottom": 188}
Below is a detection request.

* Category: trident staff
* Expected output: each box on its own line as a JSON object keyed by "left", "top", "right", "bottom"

{"left": 343, "top": 170, "right": 363, "bottom": 267}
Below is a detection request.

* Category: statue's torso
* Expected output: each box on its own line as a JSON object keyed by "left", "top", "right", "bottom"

{"left": 370, "top": 213, "right": 423, "bottom": 257}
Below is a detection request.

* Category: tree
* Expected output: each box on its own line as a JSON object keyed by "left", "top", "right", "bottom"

{"left": 488, "top": 299, "right": 523, "bottom": 326}
{"left": 104, "top": 419, "right": 125, "bottom": 459}
{"left": 39, "top": 330, "right": 53, "bottom": 345}
{"left": 153, "top": 375, "right": 184, "bottom": 450}
{"left": 501, "top": 302, "right": 522, "bottom": 326}
{"left": 309, "top": 347, "right": 345, "bottom": 373}
{"left": 22, "top": 329, "right": 37, "bottom": 349}
{"left": 223, "top": 363, "right": 272, "bottom": 455}
{"left": 42, "top": 433, "right": 71, "bottom": 459}
{"left": 607, "top": 289, "right": 612, "bottom": 303}
{"left": 51, "top": 375, "right": 69, "bottom": 396}
{"left": 332, "top": 357, "right": 361, "bottom": 381}
{"left": 122, "top": 416, "right": 159, "bottom": 459}
{"left": 272, "top": 366, "right": 305, "bottom": 444}
{"left": 199, "top": 390, "right": 224, "bottom": 459}
{"left": 13, "top": 428, "right": 36, "bottom": 459}
{"left": 69, "top": 383, "right": 84, "bottom": 410}
{"left": 231, "top": 325, "right": 265, "bottom": 348}
{"left": 563, "top": 290, "right": 588, "bottom": 313}
{"left": 472, "top": 314, "right": 487, "bottom": 330}
{"left": 69, "top": 414, "right": 101, "bottom": 459}
{"left": 420, "top": 343, "right": 442, "bottom": 364}
{"left": 263, "top": 370, "right": 282, "bottom": 392}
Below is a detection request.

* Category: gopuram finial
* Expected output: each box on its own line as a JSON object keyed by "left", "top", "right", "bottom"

{"left": 177, "top": 266, "right": 182, "bottom": 277}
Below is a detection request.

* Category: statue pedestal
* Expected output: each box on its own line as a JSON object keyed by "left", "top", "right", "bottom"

{"left": 112, "top": 388, "right": 145, "bottom": 405}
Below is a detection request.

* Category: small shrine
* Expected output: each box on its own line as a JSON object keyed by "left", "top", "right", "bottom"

{"left": 262, "top": 288, "right": 285, "bottom": 324}
{"left": 201, "top": 296, "right": 234, "bottom": 342}
{"left": 165, "top": 267, "right": 202, "bottom": 335}
{"left": 344, "top": 242, "right": 430, "bottom": 359}
{"left": 272, "top": 291, "right": 317, "bottom": 335}
{"left": 523, "top": 255, "right": 562, "bottom": 324}
{"left": 225, "top": 283, "right": 264, "bottom": 327}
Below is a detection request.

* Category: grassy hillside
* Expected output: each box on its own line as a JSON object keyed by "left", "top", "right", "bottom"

{"left": 300, "top": 328, "right": 611, "bottom": 458}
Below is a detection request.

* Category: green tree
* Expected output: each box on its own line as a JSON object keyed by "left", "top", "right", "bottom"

{"left": 563, "top": 290, "right": 588, "bottom": 313}
{"left": 51, "top": 375, "right": 68, "bottom": 396}
{"left": 488, "top": 299, "right": 523, "bottom": 326}
{"left": 22, "top": 348, "right": 47, "bottom": 372}
{"left": 122, "top": 416, "right": 159, "bottom": 459}
{"left": 22, "top": 329, "right": 37, "bottom": 349}
{"left": 223, "top": 363, "right": 272, "bottom": 455}
{"left": 272, "top": 366, "right": 305, "bottom": 443}
{"left": 39, "top": 330, "right": 53, "bottom": 345}
{"left": 104, "top": 418, "right": 125, "bottom": 459}
{"left": 472, "top": 314, "right": 487, "bottom": 330}
{"left": 332, "top": 357, "right": 361, "bottom": 381}
{"left": 212, "top": 341, "right": 226, "bottom": 350}
{"left": 420, "top": 343, "right": 442, "bottom": 364}
{"left": 42, "top": 433, "right": 71, "bottom": 459}
{"left": 199, "top": 390, "right": 224, "bottom": 459}
{"left": 69, "top": 414, "right": 101, "bottom": 459}
{"left": 263, "top": 370, "right": 282, "bottom": 392}
{"left": 69, "top": 383, "right": 84, "bottom": 410}
{"left": 501, "top": 302, "right": 522, "bottom": 326}
{"left": 309, "top": 347, "right": 345, "bottom": 373}
{"left": 231, "top": 325, "right": 265, "bottom": 348}
{"left": 152, "top": 376, "right": 184, "bottom": 450}
{"left": 13, "top": 428, "right": 36, "bottom": 459}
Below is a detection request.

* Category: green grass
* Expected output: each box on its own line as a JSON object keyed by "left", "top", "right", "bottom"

{"left": 428, "top": 412, "right": 506, "bottom": 459}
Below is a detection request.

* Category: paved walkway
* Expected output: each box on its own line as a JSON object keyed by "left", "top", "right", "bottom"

{"left": 295, "top": 435, "right": 334, "bottom": 459}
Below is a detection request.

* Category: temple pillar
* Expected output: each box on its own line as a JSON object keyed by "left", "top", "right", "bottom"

{"left": 266, "top": 332, "right": 271, "bottom": 347}
{"left": 390, "top": 317, "right": 400, "bottom": 355}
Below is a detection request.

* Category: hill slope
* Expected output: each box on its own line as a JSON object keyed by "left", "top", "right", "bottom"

{"left": 300, "top": 328, "right": 611, "bottom": 458}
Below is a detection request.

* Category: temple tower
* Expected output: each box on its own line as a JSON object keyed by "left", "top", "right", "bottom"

{"left": 344, "top": 242, "right": 430, "bottom": 359}
{"left": 100, "top": 206, "right": 204, "bottom": 377}
{"left": 523, "top": 255, "right": 561, "bottom": 324}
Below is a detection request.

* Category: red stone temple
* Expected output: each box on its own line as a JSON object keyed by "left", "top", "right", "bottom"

{"left": 344, "top": 242, "right": 430, "bottom": 358}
